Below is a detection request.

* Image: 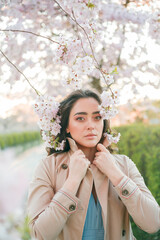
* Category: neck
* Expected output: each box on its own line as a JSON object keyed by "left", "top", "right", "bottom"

{"left": 76, "top": 144, "right": 97, "bottom": 163}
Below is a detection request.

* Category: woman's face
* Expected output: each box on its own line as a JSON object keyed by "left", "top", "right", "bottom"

{"left": 67, "top": 97, "right": 104, "bottom": 149}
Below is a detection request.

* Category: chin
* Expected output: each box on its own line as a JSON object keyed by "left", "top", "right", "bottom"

{"left": 78, "top": 140, "right": 99, "bottom": 148}
{"left": 85, "top": 143, "right": 97, "bottom": 148}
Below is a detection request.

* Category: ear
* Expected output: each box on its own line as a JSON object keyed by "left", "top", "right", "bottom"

{"left": 66, "top": 128, "right": 70, "bottom": 133}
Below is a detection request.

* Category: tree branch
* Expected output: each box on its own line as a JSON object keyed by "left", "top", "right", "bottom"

{"left": 71, "top": 10, "right": 112, "bottom": 93}
{"left": 0, "top": 29, "right": 62, "bottom": 46}
{"left": 53, "top": 0, "right": 112, "bottom": 91}
{"left": 116, "top": 0, "right": 130, "bottom": 66}
{"left": 0, "top": 49, "right": 41, "bottom": 96}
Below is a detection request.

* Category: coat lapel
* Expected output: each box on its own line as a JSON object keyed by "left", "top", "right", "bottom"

{"left": 90, "top": 164, "right": 109, "bottom": 233}
{"left": 67, "top": 137, "right": 109, "bottom": 234}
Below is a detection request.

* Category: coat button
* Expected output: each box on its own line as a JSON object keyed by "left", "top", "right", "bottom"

{"left": 122, "top": 230, "right": 126, "bottom": 236}
{"left": 122, "top": 189, "right": 129, "bottom": 196}
{"left": 61, "top": 164, "right": 68, "bottom": 169}
{"left": 69, "top": 204, "right": 76, "bottom": 211}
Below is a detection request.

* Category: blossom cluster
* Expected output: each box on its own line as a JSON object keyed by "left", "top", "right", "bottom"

{"left": 101, "top": 2, "right": 148, "bottom": 25}
{"left": 55, "top": 38, "right": 81, "bottom": 65}
{"left": 63, "top": 55, "right": 93, "bottom": 88}
{"left": 55, "top": 37, "right": 94, "bottom": 89}
{"left": 99, "top": 89, "right": 120, "bottom": 120}
{"left": 103, "top": 132, "right": 121, "bottom": 145}
{"left": 148, "top": 12, "right": 160, "bottom": 41}
{"left": 34, "top": 95, "right": 65, "bottom": 150}
{"left": 59, "top": 0, "right": 101, "bottom": 25}
{"left": 98, "top": 89, "right": 121, "bottom": 145}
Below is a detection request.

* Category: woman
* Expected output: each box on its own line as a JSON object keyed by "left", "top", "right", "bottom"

{"left": 27, "top": 89, "right": 160, "bottom": 240}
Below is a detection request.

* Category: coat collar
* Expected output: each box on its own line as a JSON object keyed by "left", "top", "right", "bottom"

{"left": 67, "top": 137, "right": 79, "bottom": 153}
{"left": 56, "top": 137, "right": 110, "bottom": 228}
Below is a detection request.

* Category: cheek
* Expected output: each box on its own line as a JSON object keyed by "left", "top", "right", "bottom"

{"left": 68, "top": 120, "right": 82, "bottom": 134}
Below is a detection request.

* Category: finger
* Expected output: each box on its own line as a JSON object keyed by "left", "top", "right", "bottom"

{"left": 102, "top": 137, "right": 110, "bottom": 147}
{"left": 78, "top": 150, "right": 86, "bottom": 156}
{"left": 94, "top": 154, "right": 99, "bottom": 159}
{"left": 87, "top": 160, "right": 90, "bottom": 166}
{"left": 82, "top": 156, "right": 90, "bottom": 165}
{"left": 95, "top": 152, "right": 102, "bottom": 156}
{"left": 92, "top": 160, "right": 98, "bottom": 166}
{"left": 76, "top": 149, "right": 83, "bottom": 153}
{"left": 97, "top": 143, "right": 108, "bottom": 153}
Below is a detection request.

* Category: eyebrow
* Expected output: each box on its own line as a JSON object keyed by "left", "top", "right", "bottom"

{"left": 74, "top": 111, "right": 100, "bottom": 116}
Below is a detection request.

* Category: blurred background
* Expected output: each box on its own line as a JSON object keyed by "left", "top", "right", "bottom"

{"left": 0, "top": 0, "right": 160, "bottom": 239}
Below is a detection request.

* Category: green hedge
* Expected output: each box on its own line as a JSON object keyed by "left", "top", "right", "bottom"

{"left": 115, "top": 124, "right": 160, "bottom": 240}
{"left": 0, "top": 131, "right": 41, "bottom": 149}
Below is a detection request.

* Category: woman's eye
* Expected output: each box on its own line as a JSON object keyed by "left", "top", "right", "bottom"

{"left": 95, "top": 116, "right": 102, "bottom": 120}
{"left": 76, "top": 117, "right": 84, "bottom": 121}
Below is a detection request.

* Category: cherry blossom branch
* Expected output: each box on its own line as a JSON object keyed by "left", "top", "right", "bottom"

{"left": 53, "top": 0, "right": 110, "bottom": 88}
{"left": 0, "top": 29, "right": 65, "bottom": 95}
{"left": 71, "top": 10, "right": 98, "bottom": 64}
{"left": 0, "top": 29, "right": 62, "bottom": 46}
{"left": 53, "top": 0, "right": 75, "bottom": 22}
{"left": 54, "top": 1, "right": 98, "bottom": 63}
{"left": 72, "top": 19, "right": 87, "bottom": 56}
{"left": 0, "top": 49, "right": 41, "bottom": 96}
{"left": 71, "top": 11, "right": 113, "bottom": 93}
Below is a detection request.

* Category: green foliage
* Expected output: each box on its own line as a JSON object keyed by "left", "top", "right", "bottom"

{"left": 115, "top": 123, "right": 160, "bottom": 240}
{"left": 130, "top": 218, "right": 160, "bottom": 240}
{"left": 17, "top": 216, "right": 31, "bottom": 240}
{"left": 0, "top": 131, "right": 41, "bottom": 149}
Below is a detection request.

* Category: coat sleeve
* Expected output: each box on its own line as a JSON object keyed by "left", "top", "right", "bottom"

{"left": 114, "top": 155, "right": 160, "bottom": 233}
{"left": 27, "top": 156, "right": 81, "bottom": 240}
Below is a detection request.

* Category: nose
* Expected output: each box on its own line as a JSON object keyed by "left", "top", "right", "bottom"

{"left": 86, "top": 119, "right": 95, "bottom": 130}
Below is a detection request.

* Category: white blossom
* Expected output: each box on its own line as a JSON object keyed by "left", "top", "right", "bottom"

{"left": 34, "top": 95, "right": 59, "bottom": 120}
{"left": 72, "top": 56, "right": 94, "bottom": 75}
{"left": 34, "top": 96, "right": 65, "bottom": 150}
{"left": 55, "top": 38, "right": 81, "bottom": 65}
{"left": 148, "top": 12, "right": 160, "bottom": 40}
{"left": 61, "top": 70, "right": 82, "bottom": 89}
{"left": 101, "top": 74, "right": 114, "bottom": 85}
{"left": 100, "top": 107, "right": 118, "bottom": 120}
{"left": 99, "top": 90, "right": 119, "bottom": 120}
{"left": 103, "top": 132, "right": 121, "bottom": 144}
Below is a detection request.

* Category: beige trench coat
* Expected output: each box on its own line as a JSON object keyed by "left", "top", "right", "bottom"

{"left": 27, "top": 137, "right": 160, "bottom": 240}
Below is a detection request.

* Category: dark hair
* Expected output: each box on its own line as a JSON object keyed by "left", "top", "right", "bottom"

{"left": 46, "top": 89, "right": 113, "bottom": 155}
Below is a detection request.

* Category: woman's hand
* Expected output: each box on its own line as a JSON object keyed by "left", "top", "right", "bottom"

{"left": 93, "top": 144, "right": 124, "bottom": 186}
{"left": 68, "top": 150, "right": 90, "bottom": 183}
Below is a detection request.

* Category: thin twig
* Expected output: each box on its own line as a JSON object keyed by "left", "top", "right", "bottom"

{"left": 0, "top": 49, "right": 41, "bottom": 96}
{"left": 71, "top": 11, "right": 87, "bottom": 56}
{"left": 0, "top": 29, "right": 62, "bottom": 46}
{"left": 54, "top": 0, "right": 75, "bottom": 22}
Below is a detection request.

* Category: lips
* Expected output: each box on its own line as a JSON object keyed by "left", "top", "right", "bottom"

{"left": 85, "top": 134, "right": 96, "bottom": 137}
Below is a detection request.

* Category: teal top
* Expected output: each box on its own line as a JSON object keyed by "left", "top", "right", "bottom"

{"left": 82, "top": 192, "right": 104, "bottom": 240}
